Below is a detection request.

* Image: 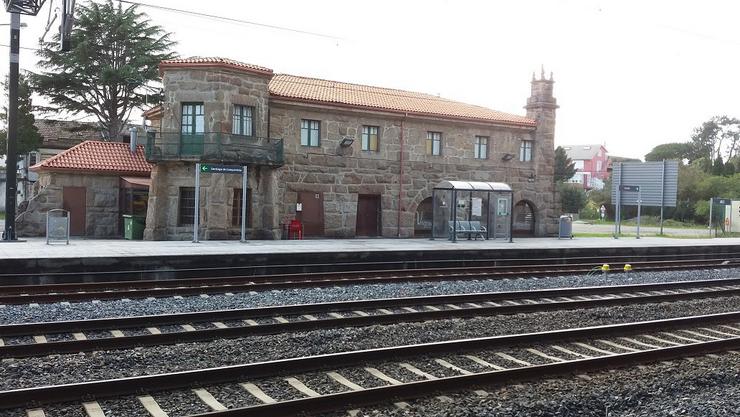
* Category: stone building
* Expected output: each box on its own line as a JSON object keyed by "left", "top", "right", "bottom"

{"left": 15, "top": 141, "right": 152, "bottom": 237}
{"left": 144, "top": 57, "right": 559, "bottom": 240}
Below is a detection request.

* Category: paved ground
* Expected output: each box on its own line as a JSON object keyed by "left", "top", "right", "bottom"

{"left": 0, "top": 235, "right": 738, "bottom": 260}
{"left": 573, "top": 221, "right": 711, "bottom": 237}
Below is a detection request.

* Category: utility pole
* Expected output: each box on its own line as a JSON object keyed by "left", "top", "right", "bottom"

{"left": 3, "top": 11, "right": 20, "bottom": 240}
{"left": 3, "top": 0, "right": 49, "bottom": 240}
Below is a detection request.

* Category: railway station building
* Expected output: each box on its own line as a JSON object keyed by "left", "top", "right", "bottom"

{"left": 16, "top": 57, "right": 560, "bottom": 240}
{"left": 143, "top": 57, "right": 559, "bottom": 240}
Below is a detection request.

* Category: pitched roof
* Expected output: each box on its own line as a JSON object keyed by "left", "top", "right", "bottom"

{"left": 156, "top": 57, "right": 535, "bottom": 127}
{"left": 561, "top": 144, "right": 607, "bottom": 160}
{"left": 31, "top": 141, "right": 152, "bottom": 176}
{"left": 34, "top": 119, "right": 103, "bottom": 150}
{"left": 160, "top": 57, "right": 273, "bottom": 77}
{"left": 269, "top": 74, "right": 535, "bottom": 127}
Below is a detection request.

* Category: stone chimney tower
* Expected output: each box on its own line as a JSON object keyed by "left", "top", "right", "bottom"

{"left": 524, "top": 67, "right": 559, "bottom": 235}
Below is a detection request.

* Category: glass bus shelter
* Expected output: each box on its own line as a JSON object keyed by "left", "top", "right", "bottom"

{"left": 431, "top": 181, "right": 513, "bottom": 242}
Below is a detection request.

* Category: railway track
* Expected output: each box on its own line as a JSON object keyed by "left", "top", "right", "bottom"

{"left": 1, "top": 256, "right": 738, "bottom": 305}
{"left": 6, "top": 311, "right": 740, "bottom": 417}
{"left": 4, "top": 277, "right": 740, "bottom": 358}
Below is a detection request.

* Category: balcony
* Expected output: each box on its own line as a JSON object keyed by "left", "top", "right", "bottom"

{"left": 145, "top": 132, "right": 284, "bottom": 167}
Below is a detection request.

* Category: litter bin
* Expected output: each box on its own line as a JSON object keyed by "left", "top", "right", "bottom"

{"left": 558, "top": 215, "right": 573, "bottom": 239}
{"left": 123, "top": 215, "right": 146, "bottom": 240}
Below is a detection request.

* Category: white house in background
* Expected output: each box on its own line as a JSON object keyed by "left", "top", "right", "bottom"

{"left": 562, "top": 144, "right": 609, "bottom": 190}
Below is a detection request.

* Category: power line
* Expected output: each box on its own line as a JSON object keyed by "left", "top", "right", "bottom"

{"left": 0, "top": 43, "right": 39, "bottom": 51}
{"left": 116, "top": 0, "right": 341, "bottom": 40}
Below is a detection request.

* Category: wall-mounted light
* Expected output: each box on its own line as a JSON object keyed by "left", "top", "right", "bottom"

{"left": 527, "top": 173, "right": 536, "bottom": 183}
{"left": 339, "top": 137, "right": 354, "bottom": 147}
{"left": 502, "top": 153, "right": 515, "bottom": 161}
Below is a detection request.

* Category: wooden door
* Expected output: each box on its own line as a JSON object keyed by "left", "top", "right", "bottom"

{"left": 63, "top": 186, "right": 86, "bottom": 236}
{"left": 297, "top": 191, "right": 324, "bottom": 237}
{"left": 356, "top": 194, "right": 381, "bottom": 237}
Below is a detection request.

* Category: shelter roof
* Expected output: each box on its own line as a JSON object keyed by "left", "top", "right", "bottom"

{"left": 434, "top": 181, "right": 512, "bottom": 192}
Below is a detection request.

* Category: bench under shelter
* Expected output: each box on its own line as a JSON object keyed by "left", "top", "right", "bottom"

{"left": 431, "top": 181, "right": 513, "bottom": 242}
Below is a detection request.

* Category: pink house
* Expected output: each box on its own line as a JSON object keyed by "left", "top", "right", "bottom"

{"left": 562, "top": 144, "right": 609, "bottom": 190}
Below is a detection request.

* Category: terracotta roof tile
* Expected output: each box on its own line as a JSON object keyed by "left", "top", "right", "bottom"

{"left": 31, "top": 141, "right": 152, "bottom": 176}
{"left": 34, "top": 119, "right": 103, "bottom": 150}
{"left": 160, "top": 57, "right": 273, "bottom": 76}
{"left": 268, "top": 74, "right": 536, "bottom": 127}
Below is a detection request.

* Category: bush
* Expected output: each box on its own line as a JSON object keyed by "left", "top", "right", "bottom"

{"left": 558, "top": 183, "right": 586, "bottom": 214}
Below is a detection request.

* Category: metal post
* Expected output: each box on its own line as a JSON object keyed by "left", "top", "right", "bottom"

{"left": 451, "top": 190, "right": 457, "bottom": 242}
{"left": 193, "top": 163, "right": 200, "bottom": 243}
{"left": 614, "top": 163, "right": 622, "bottom": 238}
{"left": 508, "top": 194, "right": 513, "bottom": 243}
{"left": 430, "top": 189, "right": 436, "bottom": 240}
{"left": 240, "top": 165, "right": 248, "bottom": 242}
{"left": 636, "top": 189, "right": 641, "bottom": 239}
{"left": 708, "top": 198, "right": 713, "bottom": 238}
{"left": 3, "top": 13, "right": 21, "bottom": 241}
{"left": 659, "top": 159, "right": 666, "bottom": 235}
{"left": 486, "top": 192, "right": 491, "bottom": 240}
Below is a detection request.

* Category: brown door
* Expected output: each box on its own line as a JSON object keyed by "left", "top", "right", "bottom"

{"left": 356, "top": 194, "right": 381, "bottom": 237}
{"left": 297, "top": 191, "right": 324, "bottom": 237}
{"left": 63, "top": 186, "right": 86, "bottom": 236}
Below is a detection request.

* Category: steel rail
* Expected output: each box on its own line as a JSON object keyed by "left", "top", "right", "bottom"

{"left": 187, "top": 337, "right": 740, "bottom": 417}
{"left": 3, "top": 250, "right": 738, "bottom": 282}
{"left": 3, "top": 277, "right": 740, "bottom": 358}
{"left": 1, "top": 258, "right": 738, "bottom": 305}
{"left": 3, "top": 311, "right": 740, "bottom": 410}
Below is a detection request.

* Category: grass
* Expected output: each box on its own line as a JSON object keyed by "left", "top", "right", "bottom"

{"left": 578, "top": 218, "right": 705, "bottom": 229}
{"left": 572, "top": 232, "right": 708, "bottom": 239}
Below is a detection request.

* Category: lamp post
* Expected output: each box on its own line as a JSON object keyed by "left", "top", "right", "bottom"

{"left": 3, "top": 0, "right": 47, "bottom": 241}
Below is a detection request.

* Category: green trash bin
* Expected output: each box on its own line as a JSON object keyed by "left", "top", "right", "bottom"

{"left": 123, "top": 215, "right": 146, "bottom": 240}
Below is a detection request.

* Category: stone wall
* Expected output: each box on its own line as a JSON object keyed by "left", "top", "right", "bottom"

{"left": 270, "top": 101, "right": 556, "bottom": 237}
{"left": 143, "top": 162, "right": 277, "bottom": 240}
{"left": 16, "top": 172, "right": 120, "bottom": 237}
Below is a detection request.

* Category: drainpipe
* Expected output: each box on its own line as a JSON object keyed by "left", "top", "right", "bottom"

{"left": 396, "top": 115, "right": 407, "bottom": 237}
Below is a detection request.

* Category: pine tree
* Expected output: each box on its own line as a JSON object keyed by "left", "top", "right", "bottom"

{"left": 31, "top": 0, "right": 177, "bottom": 140}
{"left": 0, "top": 73, "right": 42, "bottom": 158}
{"left": 554, "top": 146, "right": 576, "bottom": 182}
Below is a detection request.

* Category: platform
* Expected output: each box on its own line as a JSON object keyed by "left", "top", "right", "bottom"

{"left": 0, "top": 236, "right": 739, "bottom": 260}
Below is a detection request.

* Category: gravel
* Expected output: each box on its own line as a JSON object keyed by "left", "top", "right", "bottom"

{"left": 1, "top": 268, "right": 738, "bottom": 325}
{"left": 3, "top": 294, "right": 740, "bottom": 391}
{"left": 329, "top": 352, "right": 740, "bottom": 417}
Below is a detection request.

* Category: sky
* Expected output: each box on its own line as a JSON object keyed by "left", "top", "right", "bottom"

{"left": 2, "top": 0, "right": 740, "bottom": 160}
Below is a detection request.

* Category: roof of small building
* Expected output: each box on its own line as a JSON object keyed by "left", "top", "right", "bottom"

{"left": 156, "top": 57, "right": 536, "bottom": 127}
{"left": 34, "top": 119, "right": 103, "bottom": 150}
{"left": 31, "top": 140, "right": 152, "bottom": 176}
{"left": 561, "top": 144, "right": 607, "bottom": 161}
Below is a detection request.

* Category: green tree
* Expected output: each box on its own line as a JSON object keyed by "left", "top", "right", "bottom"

{"left": 690, "top": 116, "right": 740, "bottom": 167}
{"left": 0, "top": 73, "right": 42, "bottom": 158}
{"left": 553, "top": 146, "right": 576, "bottom": 182}
{"left": 711, "top": 157, "right": 725, "bottom": 176}
{"left": 558, "top": 183, "right": 586, "bottom": 214}
{"left": 725, "top": 162, "right": 736, "bottom": 176}
{"left": 31, "top": 0, "right": 176, "bottom": 140}
{"left": 644, "top": 142, "right": 693, "bottom": 162}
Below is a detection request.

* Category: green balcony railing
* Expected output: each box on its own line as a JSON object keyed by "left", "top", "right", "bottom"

{"left": 145, "top": 132, "right": 284, "bottom": 166}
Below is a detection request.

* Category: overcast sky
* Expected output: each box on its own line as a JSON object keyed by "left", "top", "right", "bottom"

{"left": 2, "top": 0, "right": 739, "bottom": 160}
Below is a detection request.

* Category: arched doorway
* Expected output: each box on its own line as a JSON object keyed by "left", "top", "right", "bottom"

{"left": 513, "top": 200, "right": 536, "bottom": 236}
{"left": 414, "top": 197, "right": 433, "bottom": 237}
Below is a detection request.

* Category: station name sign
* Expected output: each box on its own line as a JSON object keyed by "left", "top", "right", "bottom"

{"left": 200, "top": 164, "right": 243, "bottom": 174}
{"left": 619, "top": 185, "right": 640, "bottom": 192}
{"left": 713, "top": 198, "right": 732, "bottom": 205}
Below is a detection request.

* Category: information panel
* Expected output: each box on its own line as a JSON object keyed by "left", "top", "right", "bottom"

{"left": 611, "top": 160, "right": 678, "bottom": 207}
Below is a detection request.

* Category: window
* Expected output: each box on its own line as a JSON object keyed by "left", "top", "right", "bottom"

{"left": 232, "top": 105, "right": 254, "bottom": 136}
{"left": 301, "top": 119, "right": 320, "bottom": 147}
{"left": 426, "top": 131, "right": 442, "bottom": 156}
{"left": 181, "top": 103, "right": 205, "bottom": 134}
{"left": 28, "top": 151, "right": 40, "bottom": 167}
{"left": 596, "top": 160, "right": 603, "bottom": 172}
{"left": 362, "top": 125, "right": 379, "bottom": 151}
{"left": 519, "top": 140, "right": 533, "bottom": 162}
{"left": 474, "top": 136, "right": 488, "bottom": 159}
{"left": 178, "top": 187, "right": 196, "bottom": 226}
{"left": 232, "top": 188, "right": 253, "bottom": 227}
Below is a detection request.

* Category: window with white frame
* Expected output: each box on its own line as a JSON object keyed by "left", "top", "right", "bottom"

{"left": 474, "top": 136, "right": 488, "bottom": 159}
{"left": 519, "top": 140, "right": 533, "bottom": 162}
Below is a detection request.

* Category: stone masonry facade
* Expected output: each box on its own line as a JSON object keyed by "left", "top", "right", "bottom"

{"left": 144, "top": 60, "right": 559, "bottom": 240}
